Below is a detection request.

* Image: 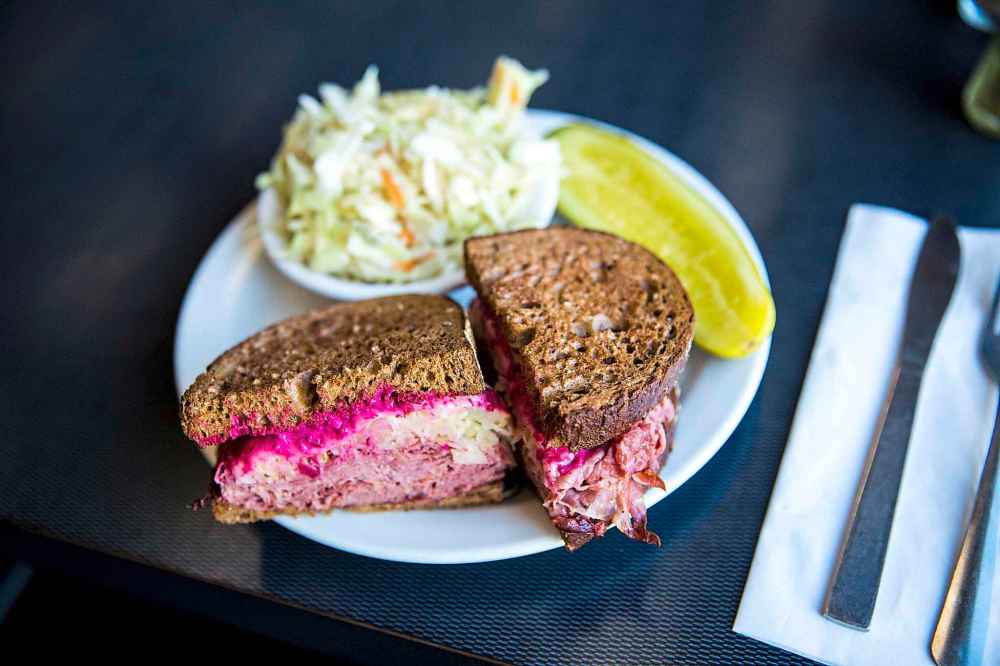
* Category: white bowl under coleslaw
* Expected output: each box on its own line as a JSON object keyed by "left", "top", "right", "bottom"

{"left": 256, "top": 58, "right": 562, "bottom": 300}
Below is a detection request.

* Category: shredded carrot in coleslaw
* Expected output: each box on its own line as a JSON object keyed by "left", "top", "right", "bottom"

{"left": 256, "top": 56, "right": 558, "bottom": 284}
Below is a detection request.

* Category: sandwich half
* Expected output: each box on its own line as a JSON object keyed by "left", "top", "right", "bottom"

{"left": 180, "top": 295, "right": 516, "bottom": 523}
{"left": 465, "top": 228, "right": 694, "bottom": 550}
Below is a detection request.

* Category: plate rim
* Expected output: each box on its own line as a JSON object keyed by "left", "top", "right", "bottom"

{"left": 173, "top": 109, "right": 771, "bottom": 564}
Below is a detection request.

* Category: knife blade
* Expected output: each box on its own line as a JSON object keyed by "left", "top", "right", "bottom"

{"left": 822, "top": 216, "right": 961, "bottom": 630}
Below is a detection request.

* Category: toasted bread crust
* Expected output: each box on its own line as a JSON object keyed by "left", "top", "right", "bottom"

{"left": 465, "top": 228, "right": 694, "bottom": 450}
{"left": 210, "top": 480, "right": 506, "bottom": 523}
{"left": 180, "top": 295, "right": 485, "bottom": 445}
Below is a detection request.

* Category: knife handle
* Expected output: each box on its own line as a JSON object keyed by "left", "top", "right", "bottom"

{"left": 822, "top": 359, "right": 925, "bottom": 630}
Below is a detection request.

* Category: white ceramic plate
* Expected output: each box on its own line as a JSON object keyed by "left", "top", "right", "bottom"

{"left": 256, "top": 120, "right": 560, "bottom": 300}
{"left": 174, "top": 110, "right": 771, "bottom": 564}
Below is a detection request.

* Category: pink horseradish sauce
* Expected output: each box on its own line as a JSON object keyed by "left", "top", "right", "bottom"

{"left": 214, "top": 385, "right": 507, "bottom": 479}
{"left": 197, "top": 384, "right": 505, "bottom": 447}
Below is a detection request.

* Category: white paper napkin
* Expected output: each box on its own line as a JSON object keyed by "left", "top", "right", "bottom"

{"left": 734, "top": 204, "right": 1000, "bottom": 665}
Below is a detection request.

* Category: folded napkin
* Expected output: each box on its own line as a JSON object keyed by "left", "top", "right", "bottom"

{"left": 734, "top": 204, "right": 1000, "bottom": 665}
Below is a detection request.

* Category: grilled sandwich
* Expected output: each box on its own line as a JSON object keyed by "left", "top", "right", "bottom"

{"left": 180, "top": 295, "right": 516, "bottom": 523}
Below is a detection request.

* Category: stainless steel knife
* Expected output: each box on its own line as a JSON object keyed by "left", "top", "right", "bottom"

{"left": 822, "top": 216, "right": 961, "bottom": 630}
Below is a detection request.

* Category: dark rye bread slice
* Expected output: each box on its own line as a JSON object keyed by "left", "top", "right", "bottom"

{"left": 465, "top": 228, "right": 694, "bottom": 451}
{"left": 180, "top": 294, "right": 484, "bottom": 446}
{"left": 211, "top": 480, "right": 505, "bottom": 523}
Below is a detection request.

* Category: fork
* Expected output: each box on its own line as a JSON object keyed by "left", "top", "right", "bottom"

{"left": 931, "top": 275, "right": 1000, "bottom": 666}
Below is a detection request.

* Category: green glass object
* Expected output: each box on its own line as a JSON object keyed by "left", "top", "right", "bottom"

{"left": 964, "top": 37, "right": 1000, "bottom": 138}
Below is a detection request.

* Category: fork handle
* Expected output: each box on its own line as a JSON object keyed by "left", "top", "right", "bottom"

{"left": 931, "top": 397, "right": 1000, "bottom": 666}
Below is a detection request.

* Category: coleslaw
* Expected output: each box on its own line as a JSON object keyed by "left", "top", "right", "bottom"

{"left": 256, "top": 56, "right": 561, "bottom": 283}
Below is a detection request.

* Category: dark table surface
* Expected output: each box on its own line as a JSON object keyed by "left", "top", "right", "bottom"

{"left": 3, "top": 1, "right": 998, "bottom": 664}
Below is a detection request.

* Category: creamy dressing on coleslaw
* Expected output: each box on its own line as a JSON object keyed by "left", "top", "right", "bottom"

{"left": 257, "top": 56, "right": 560, "bottom": 283}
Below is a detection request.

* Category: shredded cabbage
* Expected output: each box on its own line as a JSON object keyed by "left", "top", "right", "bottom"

{"left": 256, "top": 56, "right": 560, "bottom": 283}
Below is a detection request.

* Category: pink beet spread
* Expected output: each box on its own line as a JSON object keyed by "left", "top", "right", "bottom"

{"left": 215, "top": 385, "right": 504, "bottom": 475}
{"left": 197, "top": 384, "right": 505, "bottom": 447}
{"left": 213, "top": 385, "right": 514, "bottom": 514}
{"left": 471, "top": 299, "right": 675, "bottom": 546}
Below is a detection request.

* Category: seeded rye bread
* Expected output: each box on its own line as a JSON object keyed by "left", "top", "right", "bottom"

{"left": 180, "top": 294, "right": 485, "bottom": 446}
{"left": 465, "top": 228, "right": 694, "bottom": 451}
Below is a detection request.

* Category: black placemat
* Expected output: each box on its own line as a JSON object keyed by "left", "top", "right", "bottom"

{"left": 3, "top": 2, "right": 997, "bottom": 663}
